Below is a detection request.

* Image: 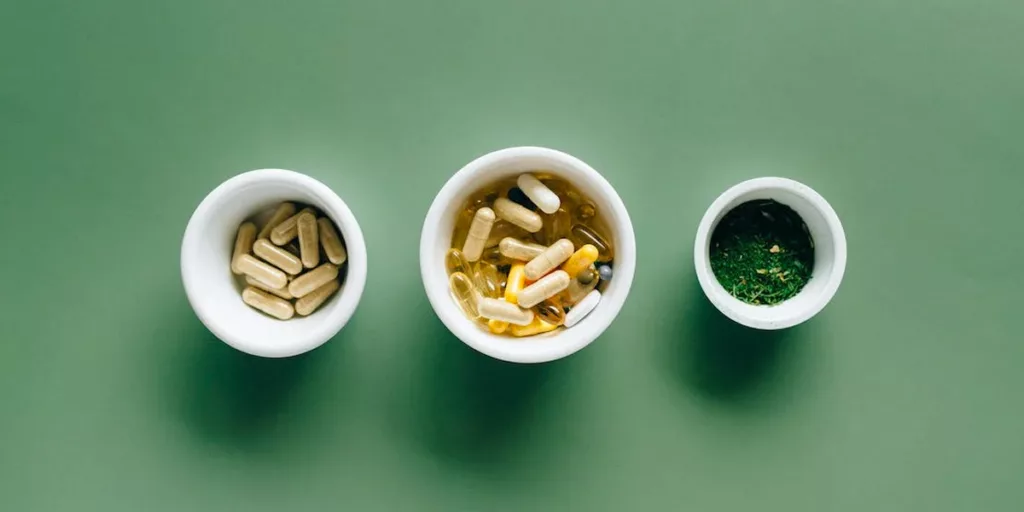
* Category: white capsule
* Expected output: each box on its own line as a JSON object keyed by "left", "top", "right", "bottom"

{"left": 493, "top": 197, "right": 542, "bottom": 233}
{"left": 478, "top": 297, "right": 535, "bottom": 326}
{"left": 524, "top": 239, "right": 574, "bottom": 280}
{"left": 517, "top": 270, "right": 570, "bottom": 308}
{"left": 517, "top": 174, "right": 560, "bottom": 214}
{"left": 564, "top": 290, "right": 601, "bottom": 328}
{"left": 462, "top": 207, "right": 495, "bottom": 262}
{"left": 498, "top": 237, "right": 547, "bottom": 261}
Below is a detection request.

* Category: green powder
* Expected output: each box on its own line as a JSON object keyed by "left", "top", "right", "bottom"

{"left": 709, "top": 199, "right": 815, "bottom": 305}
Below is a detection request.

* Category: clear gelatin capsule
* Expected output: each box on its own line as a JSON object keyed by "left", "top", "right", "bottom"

{"left": 451, "top": 208, "right": 475, "bottom": 249}
{"left": 295, "top": 279, "right": 340, "bottom": 316}
{"left": 480, "top": 245, "right": 511, "bottom": 267}
{"left": 472, "top": 262, "right": 502, "bottom": 299}
{"left": 573, "top": 202, "right": 597, "bottom": 224}
{"left": 449, "top": 272, "right": 481, "bottom": 319}
{"left": 533, "top": 297, "right": 565, "bottom": 326}
{"left": 242, "top": 286, "right": 295, "bottom": 320}
{"left": 541, "top": 206, "right": 571, "bottom": 246}
{"left": 570, "top": 224, "right": 614, "bottom": 262}
{"left": 445, "top": 248, "right": 472, "bottom": 275}
{"left": 462, "top": 207, "right": 496, "bottom": 262}
{"left": 517, "top": 270, "right": 571, "bottom": 309}
{"left": 485, "top": 221, "right": 529, "bottom": 248}
{"left": 257, "top": 202, "right": 296, "bottom": 240}
{"left": 288, "top": 263, "right": 339, "bottom": 298}
{"left": 317, "top": 217, "right": 347, "bottom": 265}
{"left": 231, "top": 222, "right": 257, "bottom": 274}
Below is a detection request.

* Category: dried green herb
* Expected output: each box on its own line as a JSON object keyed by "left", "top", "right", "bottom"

{"left": 709, "top": 199, "right": 814, "bottom": 305}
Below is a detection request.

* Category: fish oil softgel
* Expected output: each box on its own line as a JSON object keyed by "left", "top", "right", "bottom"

{"left": 232, "top": 202, "right": 348, "bottom": 319}
{"left": 446, "top": 173, "right": 615, "bottom": 337}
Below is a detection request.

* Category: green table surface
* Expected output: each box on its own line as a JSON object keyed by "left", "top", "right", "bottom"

{"left": 2, "top": 1, "right": 1022, "bottom": 510}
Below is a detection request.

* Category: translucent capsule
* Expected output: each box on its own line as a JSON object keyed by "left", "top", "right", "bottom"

{"left": 235, "top": 254, "right": 288, "bottom": 290}
{"left": 317, "top": 217, "right": 347, "bottom": 265}
{"left": 472, "top": 262, "right": 502, "bottom": 299}
{"left": 570, "top": 224, "right": 614, "bottom": 262}
{"left": 564, "top": 265, "right": 599, "bottom": 304}
{"left": 517, "top": 270, "right": 570, "bottom": 308}
{"left": 295, "top": 279, "right": 340, "bottom": 316}
{"left": 480, "top": 246, "right": 511, "bottom": 267}
{"left": 231, "top": 222, "right": 257, "bottom": 274}
{"left": 451, "top": 208, "right": 474, "bottom": 249}
{"left": 532, "top": 297, "right": 565, "bottom": 326}
{"left": 245, "top": 275, "right": 293, "bottom": 300}
{"left": 542, "top": 179, "right": 581, "bottom": 210}
{"left": 510, "top": 317, "right": 558, "bottom": 337}
{"left": 270, "top": 207, "right": 316, "bottom": 245}
{"left": 499, "top": 237, "right": 547, "bottom": 261}
{"left": 467, "top": 188, "right": 499, "bottom": 211}
{"left": 253, "top": 238, "right": 303, "bottom": 275}
{"left": 462, "top": 207, "right": 495, "bottom": 262}
{"left": 488, "top": 319, "right": 509, "bottom": 334}
{"left": 478, "top": 297, "right": 534, "bottom": 326}
{"left": 445, "top": 248, "right": 472, "bottom": 275}
{"left": 257, "top": 202, "right": 296, "bottom": 240}
{"left": 517, "top": 173, "right": 560, "bottom": 214}
{"left": 598, "top": 264, "right": 613, "bottom": 281}
{"left": 573, "top": 202, "right": 597, "bottom": 224}
{"left": 449, "top": 272, "right": 481, "bottom": 319}
{"left": 561, "top": 244, "right": 598, "bottom": 278}
{"left": 242, "top": 286, "right": 295, "bottom": 320}
{"left": 504, "top": 263, "right": 527, "bottom": 304}
{"left": 564, "top": 290, "right": 601, "bottom": 328}
{"left": 493, "top": 197, "right": 543, "bottom": 233}
{"left": 541, "top": 206, "right": 572, "bottom": 246}
{"left": 288, "top": 263, "right": 339, "bottom": 298}
{"left": 485, "top": 221, "right": 530, "bottom": 248}
{"left": 297, "top": 212, "right": 320, "bottom": 269}
{"left": 524, "top": 239, "right": 575, "bottom": 280}
{"left": 577, "top": 267, "right": 597, "bottom": 285}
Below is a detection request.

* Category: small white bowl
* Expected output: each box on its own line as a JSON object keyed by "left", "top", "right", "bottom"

{"left": 420, "top": 147, "right": 636, "bottom": 364}
{"left": 694, "top": 177, "right": 847, "bottom": 330}
{"left": 181, "top": 169, "right": 367, "bottom": 357}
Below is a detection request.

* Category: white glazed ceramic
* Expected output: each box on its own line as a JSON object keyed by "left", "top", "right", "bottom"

{"left": 181, "top": 169, "right": 367, "bottom": 357}
{"left": 420, "top": 147, "right": 636, "bottom": 364}
{"left": 694, "top": 177, "right": 846, "bottom": 330}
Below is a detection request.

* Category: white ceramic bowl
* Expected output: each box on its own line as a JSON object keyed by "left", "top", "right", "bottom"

{"left": 420, "top": 147, "right": 636, "bottom": 364}
{"left": 181, "top": 169, "right": 367, "bottom": 357}
{"left": 694, "top": 177, "right": 847, "bottom": 330}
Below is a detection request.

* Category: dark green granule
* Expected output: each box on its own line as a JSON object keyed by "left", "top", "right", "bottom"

{"left": 709, "top": 199, "right": 814, "bottom": 305}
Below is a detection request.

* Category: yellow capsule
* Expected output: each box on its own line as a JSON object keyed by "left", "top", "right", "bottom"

{"left": 288, "top": 263, "right": 339, "bottom": 298}
{"left": 297, "top": 212, "right": 320, "bottom": 269}
{"left": 317, "top": 217, "right": 347, "bottom": 265}
{"left": 532, "top": 297, "right": 565, "bottom": 326}
{"left": 231, "top": 222, "right": 257, "bottom": 274}
{"left": 472, "top": 262, "right": 502, "bottom": 299}
{"left": 270, "top": 207, "right": 316, "bottom": 245}
{"left": 498, "top": 237, "right": 547, "bottom": 261}
{"left": 504, "top": 263, "right": 527, "bottom": 304}
{"left": 245, "top": 275, "right": 293, "bottom": 300}
{"left": 478, "top": 297, "right": 535, "bottom": 326}
{"left": 295, "top": 279, "right": 340, "bottom": 316}
{"left": 565, "top": 265, "right": 599, "bottom": 304}
{"left": 570, "top": 224, "right": 614, "bottom": 262}
{"left": 253, "top": 238, "right": 303, "bottom": 275}
{"left": 242, "top": 286, "right": 295, "bottom": 320}
{"left": 561, "top": 244, "right": 599, "bottom": 278}
{"left": 517, "top": 270, "right": 570, "bottom": 308}
{"left": 462, "top": 207, "right": 495, "bottom": 262}
{"left": 449, "top": 272, "right": 481, "bottom": 319}
{"left": 488, "top": 319, "right": 509, "bottom": 334}
{"left": 510, "top": 317, "right": 558, "bottom": 337}
{"left": 573, "top": 202, "right": 597, "bottom": 224}
{"left": 541, "top": 206, "right": 572, "bottom": 246}
{"left": 524, "top": 239, "right": 575, "bottom": 280}
{"left": 493, "top": 197, "right": 542, "bottom": 233}
{"left": 235, "top": 254, "right": 288, "bottom": 290}
{"left": 257, "top": 202, "right": 296, "bottom": 240}
{"left": 445, "top": 248, "right": 472, "bottom": 275}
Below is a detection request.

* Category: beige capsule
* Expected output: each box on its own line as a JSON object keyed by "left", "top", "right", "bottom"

{"left": 235, "top": 254, "right": 288, "bottom": 290}
{"left": 297, "top": 212, "right": 320, "bottom": 269}
{"left": 242, "top": 286, "right": 295, "bottom": 320}
{"left": 524, "top": 239, "right": 574, "bottom": 280}
{"left": 462, "top": 207, "right": 495, "bottom": 262}
{"left": 498, "top": 237, "right": 547, "bottom": 261}
{"left": 270, "top": 207, "right": 316, "bottom": 245}
{"left": 478, "top": 297, "right": 535, "bottom": 326}
{"left": 252, "top": 238, "right": 303, "bottom": 275}
{"left": 245, "top": 275, "right": 293, "bottom": 300}
{"left": 317, "top": 217, "right": 347, "bottom": 265}
{"left": 295, "top": 279, "right": 340, "bottom": 316}
{"left": 257, "top": 202, "right": 296, "bottom": 240}
{"left": 288, "top": 263, "right": 339, "bottom": 298}
{"left": 517, "top": 270, "right": 570, "bottom": 308}
{"left": 231, "top": 222, "right": 257, "bottom": 274}
{"left": 493, "top": 197, "right": 543, "bottom": 233}
{"left": 565, "top": 265, "right": 599, "bottom": 303}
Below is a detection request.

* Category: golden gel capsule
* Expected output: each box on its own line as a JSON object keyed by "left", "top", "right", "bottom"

{"left": 541, "top": 206, "right": 571, "bottom": 246}
{"left": 517, "top": 270, "right": 570, "bottom": 308}
{"left": 493, "top": 197, "right": 543, "bottom": 233}
{"left": 577, "top": 267, "right": 597, "bottom": 285}
{"left": 288, "top": 263, "right": 339, "bottom": 298}
{"left": 257, "top": 202, "right": 296, "bottom": 240}
{"left": 451, "top": 208, "right": 474, "bottom": 249}
{"left": 517, "top": 173, "right": 561, "bottom": 214}
{"left": 480, "top": 246, "right": 511, "bottom": 267}
{"left": 231, "top": 222, "right": 257, "bottom": 274}
{"left": 317, "top": 217, "right": 347, "bottom": 265}
{"left": 242, "top": 286, "right": 295, "bottom": 320}
{"left": 510, "top": 317, "right": 558, "bottom": 337}
{"left": 573, "top": 202, "right": 597, "bottom": 224}
{"left": 253, "top": 238, "right": 303, "bottom": 275}
{"left": 533, "top": 297, "right": 565, "bottom": 326}
{"left": 524, "top": 239, "right": 575, "bottom": 280}
{"left": 270, "top": 207, "right": 316, "bottom": 245}
{"left": 236, "top": 254, "right": 288, "bottom": 290}
{"left": 462, "top": 207, "right": 495, "bottom": 262}
{"left": 570, "top": 224, "right": 614, "bottom": 262}
{"left": 485, "top": 221, "right": 529, "bottom": 248}
{"left": 499, "top": 237, "right": 547, "bottom": 261}
{"left": 297, "top": 212, "right": 320, "bottom": 269}
{"left": 561, "top": 244, "right": 599, "bottom": 278}
{"left": 504, "top": 263, "right": 527, "bottom": 304}
{"left": 295, "top": 279, "right": 340, "bottom": 316}
{"left": 245, "top": 275, "right": 293, "bottom": 300}
{"left": 472, "top": 262, "right": 502, "bottom": 299}
{"left": 488, "top": 319, "right": 509, "bottom": 334}
{"left": 565, "top": 265, "right": 599, "bottom": 304}
{"left": 478, "top": 297, "right": 535, "bottom": 326}
{"left": 445, "top": 248, "right": 471, "bottom": 275}
{"left": 449, "top": 272, "right": 481, "bottom": 319}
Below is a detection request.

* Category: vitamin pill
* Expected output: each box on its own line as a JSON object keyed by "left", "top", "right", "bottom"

{"left": 565, "top": 266, "right": 599, "bottom": 303}
{"left": 462, "top": 207, "right": 495, "bottom": 262}
{"left": 297, "top": 212, "right": 319, "bottom": 269}
{"left": 245, "top": 275, "right": 293, "bottom": 300}
{"left": 510, "top": 317, "right": 558, "bottom": 337}
{"left": 573, "top": 202, "right": 596, "bottom": 223}
{"left": 480, "top": 246, "right": 510, "bottom": 267}
{"left": 288, "top": 263, "right": 339, "bottom": 298}
{"left": 478, "top": 297, "right": 534, "bottom": 326}
{"left": 507, "top": 187, "right": 537, "bottom": 210}
{"left": 533, "top": 298, "right": 565, "bottom": 326}
{"left": 564, "top": 290, "right": 601, "bottom": 328}
{"left": 451, "top": 208, "right": 474, "bottom": 249}
{"left": 577, "top": 267, "right": 597, "bottom": 285}
{"left": 445, "top": 248, "right": 472, "bottom": 275}
{"left": 449, "top": 272, "right": 481, "bottom": 319}
{"left": 504, "top": 263, "right": 527, "bottom": 304}
{"left": 499, "top": 237, "right": 547, "bottom": 261}
{"left": 242, "top": 286, "right": 295, "bottom": 320}
{"left": 236, "top": 254, "right": 288, "bottom": 290}
{"left": 541, "top": 206, "right": 571, "bottom": 246}
{"left": 561, "top": 244, "right": 598, "bottom": 278}
{"left": 253, "top": 238, "right": 303, "bottom": 275}
{"left": 257, "top": 202, "right": 296, "bottom": 240}
{"left": 295, "top": 279, "right": 340, "bottom": 316}
{"left": 598, "top": 264, "right": 613, "bottom": 281}
{"left": 493, "top": 197, "right": 543, "bottom": 233}
{"left": 485, "top": 221, "right": 529, "bottom": 248}
{"left": 472, "top": 262, "right": 502, "bottom": 299}
{"left": 524, "top": 239, "right": 575, "bottom": 280}
{"left": 517, "top": 270, "right": 570, "bottom": 308}
{"left": 488, "top": 319, "right": 509, "bottom": 334}
{"left": 270, "top": 207, "right": 316, "bottom": 245}
{"left": 317, "top": 217, "right": 347, "bottom": 265}
{"left": 570, "top": 224, "right": 614, "bottom": 262}
{"left": 517, "top": 173, "right": 561, "bottom": 214}
{"left": 231, "top": 222, "right": 257, "bottom": 274}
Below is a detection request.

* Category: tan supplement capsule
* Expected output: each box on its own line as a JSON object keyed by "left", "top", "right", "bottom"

{"left": 252, "top": 239, "right": 303, "bottom": 275}
{"left": 288, "top": 263, "right": 339, "bottom": 298}
{"left": 524, "top": 239, "right": 575, "bottom": 280}
{"left": 242, "top": 286, "right": 295, "bottom": 320}
{"left": 565, "top": 265, "right": 599, "bottom": 303}
{"left": 231, "top": 222, "right": 257, "bottom": 274}
{"left": 499, "top": 237, "right": 547, "bottom": 261}
{"left": 257, "top": 202, "right": 296, "bottom": 240}
{"left": 297, "top": 212, "right": 319, "bottom": 269}
{"left": 295, "top": 279, "right": 340, "bottom": 316}
{"left": 478, "top": 297, "right": 535, "bottom": 326}
{"left": 517, "top": 270, "right": 571, "bottom": 308}
{"left": 461, "top": 207, "right": 495, "bottom": 262}
{"left": 317, "top": 217, "right": 347, "bottom": 265}
{"left": 245, "top": 276, "right": 293, "bottom": 300}
{"left": 270, "top": 207, "right": 316, "bottom": 245}
{"left": 493, "top": 197, "right": 543, "bottom": 233}
{"left": 236, "top": 254, "right": 288, "bottom": 290}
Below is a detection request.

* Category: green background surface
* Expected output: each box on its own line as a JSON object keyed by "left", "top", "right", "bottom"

{"left": 2, "top": 1, "right": 1022, "bottom": 510}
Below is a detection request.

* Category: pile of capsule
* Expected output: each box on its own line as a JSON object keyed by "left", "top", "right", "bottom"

{"left": 230, "top": 202, "right": 347, "bottom": 320}
{"left": 447, "top": 173, "right": 614, "bottom": 337}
